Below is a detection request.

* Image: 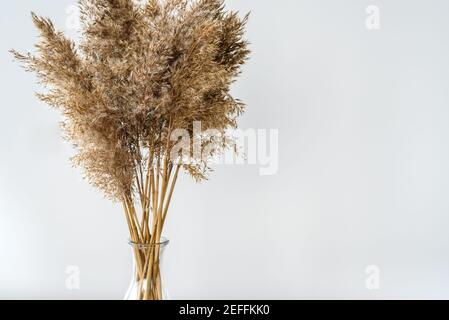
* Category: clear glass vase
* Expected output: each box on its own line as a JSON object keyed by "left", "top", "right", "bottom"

{"left": 124, "top": 237, "right": 170, "bottom": 300}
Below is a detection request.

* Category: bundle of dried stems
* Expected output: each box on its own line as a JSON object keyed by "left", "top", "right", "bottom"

{"left": 11, "top": 0, "right": 249, "bottom": 300}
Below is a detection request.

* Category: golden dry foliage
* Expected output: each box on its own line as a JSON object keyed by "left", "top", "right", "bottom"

{"left": 12, "top": 0, "right": 249, "bottom": 201}
{"left": 11, "top": 0, "right": 249, "bottom": 300}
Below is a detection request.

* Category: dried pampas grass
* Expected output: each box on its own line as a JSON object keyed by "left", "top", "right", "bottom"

{"left": 11, "top": 0, "right": 249, "bottom": 300}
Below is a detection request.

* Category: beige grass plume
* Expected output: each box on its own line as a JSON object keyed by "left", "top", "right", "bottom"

{"left": 11, "top": 0, "right": 249, "bottom": 300}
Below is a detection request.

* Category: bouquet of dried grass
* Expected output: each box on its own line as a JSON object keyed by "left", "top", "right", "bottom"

{"left": 11, "top": 0, "right": 249, "bottom": 300}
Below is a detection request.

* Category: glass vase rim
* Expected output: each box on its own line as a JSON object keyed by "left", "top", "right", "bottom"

{"left": 128, "top": 236, "right": 169, "bottom": 248}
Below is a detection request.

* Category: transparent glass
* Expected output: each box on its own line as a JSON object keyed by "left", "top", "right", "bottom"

{"left": 124, "top": 237, "right": 170, "bottom": 300}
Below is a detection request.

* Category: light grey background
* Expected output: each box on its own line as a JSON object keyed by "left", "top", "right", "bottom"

{"left": 1, "top": 0, "right": 449, "bottom": 299}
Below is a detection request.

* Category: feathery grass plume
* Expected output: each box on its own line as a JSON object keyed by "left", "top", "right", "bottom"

{"left": 11, "top": 0, "right": 249, "bottom": 300}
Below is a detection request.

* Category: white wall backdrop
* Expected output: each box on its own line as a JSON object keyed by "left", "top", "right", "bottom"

{"left": 1, "top": 0, "right": 449, "bottom": 299}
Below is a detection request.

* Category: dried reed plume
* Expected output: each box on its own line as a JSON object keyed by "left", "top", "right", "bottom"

{"left": 11, "top": 0, "right": 249, "bottom": 299}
